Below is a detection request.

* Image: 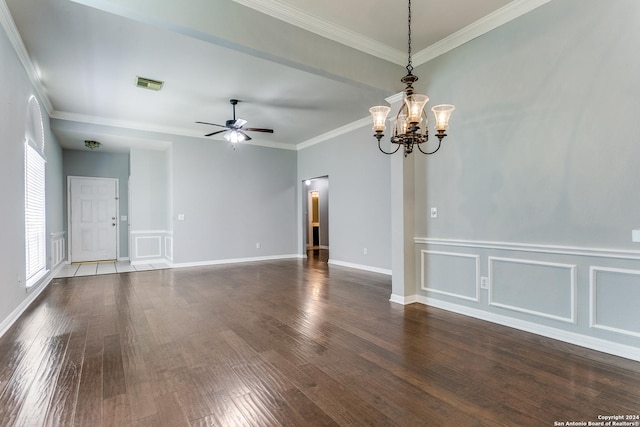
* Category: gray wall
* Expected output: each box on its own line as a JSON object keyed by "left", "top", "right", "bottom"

{"left": 298, "top": 125, "right": 391, "bottom": 271}
{"left": 63, "top": 150, "right": 130, "bottom": 258}
{"left": 411, "top": 0, "right": 640, "bottom": 351}
{"left": 129, "top": 148, "right": 170, "bottom": 231}
{"left": 0, "top": 23, "right": 64, "bottom": 327}
{"left": 129, "top": 147, "right": 172, "bottom": 262}
{"left": 172, "top": 138, "right": 297, "bottom": 263}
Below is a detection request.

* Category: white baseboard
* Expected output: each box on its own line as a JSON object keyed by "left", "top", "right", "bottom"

{"left": 0, "top": 261, "right": 64, "bottom": 338}
{"left": 171, "top": 254, "right": 300, "bottom": 269}
{"left": 327, "top": 259, "right": 392, "bottom": 275}
{"left": 417, "top": 296, "right": 640, "bottom": 362}
{"left": 130, "top": 258, "right": 167, "bottom": 266}
{"left": 117, "top": 257, "right": 130, "bottom": 262}
{"left": 389, "top": 294, "right": 418, "bottom": 305}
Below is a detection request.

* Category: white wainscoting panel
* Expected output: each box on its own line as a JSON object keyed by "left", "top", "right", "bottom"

{"left": 488, "top": 257, "right": 577, "bottom": 323}
{"left": 50, "top": 231, "right": 66, "bottom": 269}
{"left": 420, "top": 250, "right": 480, "bottom": 302}
{"left": 590, "top": 266, "right": 640, "bottom": 338}
{"left": 165, "top": 235, "right": 173, "bottom": 262}
{"left": 134, "top": 235, "right": 162, "bottom": 259}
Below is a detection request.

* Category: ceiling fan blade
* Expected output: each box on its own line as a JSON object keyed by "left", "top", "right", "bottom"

{"left": 196, "top": 121, "right": 227, "bottom": 128}
{"left": 233, "top": 118, "right": 247, "bottom": 128}
{"left": 205, "top": 129, "right": 226, "bottom": 137}
{"left": 244, "top": 127, "right": 274, "bottom": 133}
{"left": 239, "top": 131, "right": 252, "bottom": 141}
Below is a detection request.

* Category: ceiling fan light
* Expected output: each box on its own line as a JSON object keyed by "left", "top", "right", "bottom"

{"left": 224, "top": 130, "right": 246, "bottom": 143}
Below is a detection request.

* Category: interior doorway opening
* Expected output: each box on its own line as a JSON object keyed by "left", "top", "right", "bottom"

{"left": 303, "top": 176, "right": 329, "bottom": 262}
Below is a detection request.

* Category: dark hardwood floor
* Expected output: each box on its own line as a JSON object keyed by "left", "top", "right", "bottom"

{"left": 0, "top": 257, "right": 638, "bottom": 426}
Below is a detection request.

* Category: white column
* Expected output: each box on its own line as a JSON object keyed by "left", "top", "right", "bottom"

{"left": 387, "top": 93, "right": 417, "bottom": 304}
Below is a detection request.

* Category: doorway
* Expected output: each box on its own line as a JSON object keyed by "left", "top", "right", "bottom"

{"left": 303, "top": 176, "right": 329, "bottom": 261}
{"left": 68, "top": 176, "right": 119, "bottom": 262}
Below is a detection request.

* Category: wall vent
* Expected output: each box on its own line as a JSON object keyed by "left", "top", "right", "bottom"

{"left": 135, "top": 76, "right": 164, "bottom": 91}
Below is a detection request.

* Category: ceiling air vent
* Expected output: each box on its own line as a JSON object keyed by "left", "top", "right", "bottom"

{"left": 135, "top": 76, "right": 164, "bottom": 91}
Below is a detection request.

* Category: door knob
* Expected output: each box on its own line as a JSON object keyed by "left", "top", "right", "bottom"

{"left": 112, "top": 223, "right": 116, "bottom": 226}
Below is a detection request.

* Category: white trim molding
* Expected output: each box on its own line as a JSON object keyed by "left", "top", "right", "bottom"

{"left": 590, "top": 266, "right": 640, "bottom": 339}
{"left": 297, "top": 117, "right": 370, "bottom": 150}
{"left": 232, "top": 0, "right": 405, "bottom": 65}
{"left": 0, "top": 1, "right": 53, "bottom": 114}
{"left": 233, "top": 0, "right": 551, "bottom": 67}
{"left": 415, "top": 237, "right": 640, "bottom": 361}
{"left": 420, "top": 250, "right": 480, "bottom": 302}
{"left": 172, "top": 254, "right": 299, "bottom": 269}
{"left": 52, "top": 111, "right": 296, "bottom": 151}
{"left": 412, "top": 0, "right": 553, "bottom": 66}
{"left": 50, "top": 231, "right": 66, "bottom": 270}
{"left": 415, "top": 237, "right": 640, "bottom": 260}
{"left": 0, "top": 261, "right": 65, "bottom": 339}
{"left": 130, "top": 230, "right": 170, "bottom": 261}
{"left": 164, "top": 235, "right": 174, "bottom": 262}
{"left": 389, "top": 294, "right": 418, "bottom": 305}
{"left": 327, "top": 259, "right": 392, "bottom": 276}
{"left": 488, "top": 256, "right": 577, "bottom": 324}
{"left": 419, "top": 296, "right": 640, "bottom": 363}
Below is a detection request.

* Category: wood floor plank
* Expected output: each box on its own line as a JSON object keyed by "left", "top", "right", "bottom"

{"left": 102, "top": 334, "right": 126, "bottom": 399}
{"left": 102, "top": 394, "right": 131, "bottom": 427}
{"left": 43, "top": 317, "right": 89, "bottom": 427}
{"left": 73, "top": 352, "right": 103, "bottom": 427}
{"left": 0, "top": 256, "right": 638, "bottom": 426}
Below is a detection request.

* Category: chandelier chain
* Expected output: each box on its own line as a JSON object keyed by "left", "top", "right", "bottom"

{"left": 406, "top": 0, "right": 413, "bottom": 74}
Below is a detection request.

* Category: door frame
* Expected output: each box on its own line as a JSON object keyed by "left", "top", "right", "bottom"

{"left": 67, "top": 176, "right": 120, "bottom": 263}
{"left": 307, "top": 189, "right": 320, "bottom": 248}
{"left": 302, "top": 176, "right": 329, "bottom": 252}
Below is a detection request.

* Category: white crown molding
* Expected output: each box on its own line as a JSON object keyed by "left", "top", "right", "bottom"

{"left": 296, "top": 116, "right": 370, "bottom": 150}
{"left": 232, "top": 0, "right": 405, "bottom": 65}
{"left": 416, "top": 237, "right": 640, "bottom": 260}
{"left": 412, "top": 0, "right": 553, "bottom": 66}
{"left": 0, "top": 0, "right": 53, "bottom": 114}
{"left": 235, "top": 0, "right": 551, "bottom": 67}
{"left": 51, "top": 111, "right": 298, "bottom": 151}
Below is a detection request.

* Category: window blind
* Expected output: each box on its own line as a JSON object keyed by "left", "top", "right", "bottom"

{"left": 25, "top": 142, "right": 46, "bottom": 284}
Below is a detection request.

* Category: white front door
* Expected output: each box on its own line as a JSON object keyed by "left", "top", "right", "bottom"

{"left": 69, "top": 177, "right": 118, "bottom": 262}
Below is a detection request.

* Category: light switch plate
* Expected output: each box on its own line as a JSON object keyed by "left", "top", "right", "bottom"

{"left": 633, "top": 229, "right": 640, "bottom": 242}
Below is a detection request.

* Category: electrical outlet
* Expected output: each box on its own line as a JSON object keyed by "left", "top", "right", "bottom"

{"left": 363, "top": 248, "right": 368, "bottom": 255}
{"left": 480, "top": 277, "right": 489, "bottom": 289}
{"left": 430, "top": 207, "right": 438, "bottom": 218}
{"left": 256, "top": 242, "right": 261, "bottom": 249}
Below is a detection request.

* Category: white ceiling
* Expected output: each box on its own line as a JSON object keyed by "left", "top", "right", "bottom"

{"left": 3, "top": 0, "right": 549, "bottom": 152}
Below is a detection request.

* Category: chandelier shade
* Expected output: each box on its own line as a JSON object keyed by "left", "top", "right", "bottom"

{"left": 369, "top": 106, "right": 391, "bottom": 132}
{"left": 432, "top": 104, "right": 455, "bottom": 131}
{"left": 368, "top": 0, "right": 455, "bottom": 157}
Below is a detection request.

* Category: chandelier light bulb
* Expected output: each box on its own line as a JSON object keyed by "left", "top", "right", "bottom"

{"left": 405, "top": 94, "right": 429, "bottom": 124}
{"left": 369, "top": 106, "right": 391, "bottom": 132}
{"left": 432, "top": 104, "right": 455, "bottom": 131}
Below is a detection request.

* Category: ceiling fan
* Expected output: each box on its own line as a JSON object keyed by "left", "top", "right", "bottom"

{"left": 196, "top": 99, "right": 274, "bottom": 143}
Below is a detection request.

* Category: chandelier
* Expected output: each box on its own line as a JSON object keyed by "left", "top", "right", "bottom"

{"left": 369, "top": 0, "right": 455, "bottom": 157}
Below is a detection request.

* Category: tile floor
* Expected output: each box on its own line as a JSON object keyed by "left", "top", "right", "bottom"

{"left": 55, "top": 261, "right": 171, "bottom": 278}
